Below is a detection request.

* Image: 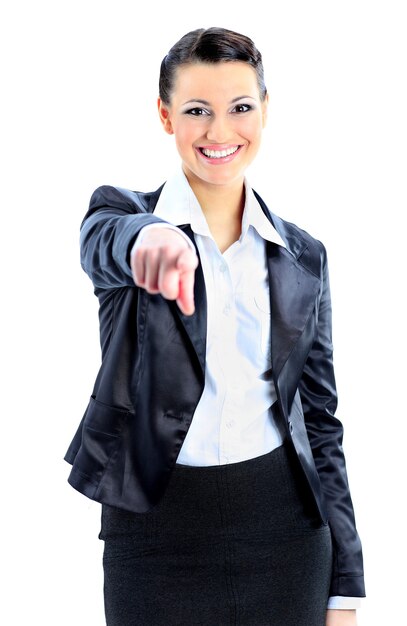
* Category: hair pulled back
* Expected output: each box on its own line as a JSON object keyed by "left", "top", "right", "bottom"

{"left": 159, "top": 27, "right": 267, "bottom": 105}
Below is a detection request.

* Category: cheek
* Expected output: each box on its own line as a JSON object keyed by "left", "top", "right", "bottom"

{"left": 237, "top": 117, "right": 263, "bottom": 143}
{"left": 174, "top": 131, "right": 186, "bottom": 154}
{"left": 173, "top": 123, "right": 199, "bottom": 153}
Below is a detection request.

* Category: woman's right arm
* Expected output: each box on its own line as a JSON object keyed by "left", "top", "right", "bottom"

{"left": 80, "top": 185, "right": 198, "bottom": 314}
{"left": 80, "top": 185, "right": 166, "bottom": 288}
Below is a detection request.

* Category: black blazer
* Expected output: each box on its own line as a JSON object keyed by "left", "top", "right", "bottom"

{"left": 65, "top": 183, "right": 365, "bottom": 598}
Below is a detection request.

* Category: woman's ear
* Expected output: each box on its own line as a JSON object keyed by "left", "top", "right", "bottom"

{"left": 261, "top": 92, "right": 269, "bottom": 129}
{"left": 157, "top": 98, "right": 174, "bottom": 135}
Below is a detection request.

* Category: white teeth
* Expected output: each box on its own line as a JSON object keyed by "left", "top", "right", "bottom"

{"left": 201, "top": 146, "right": 239, "bottom": 158}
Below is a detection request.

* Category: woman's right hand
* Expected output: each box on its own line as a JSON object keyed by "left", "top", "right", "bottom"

{"left": 130, "top": 227, "right": 199, "bottom": 316}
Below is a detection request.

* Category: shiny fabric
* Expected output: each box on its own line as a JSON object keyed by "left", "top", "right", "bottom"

{"left": 64, "top": 182, "right": 365, "bottom": 597}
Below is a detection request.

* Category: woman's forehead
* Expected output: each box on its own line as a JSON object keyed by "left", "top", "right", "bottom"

{"left": 171, "top": 62, "right": 260, "bottom": 101}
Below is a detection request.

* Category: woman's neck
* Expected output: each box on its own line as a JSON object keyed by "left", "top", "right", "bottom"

{"left": 186, "top": 175, "right": 245, "bottom": 253}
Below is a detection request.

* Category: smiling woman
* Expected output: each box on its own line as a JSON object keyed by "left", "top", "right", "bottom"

{"left": 65, "top": 27, "right": 365, "bottom": 626}
{"left": 158, "top": 62, "right": 268, "bottom": 192}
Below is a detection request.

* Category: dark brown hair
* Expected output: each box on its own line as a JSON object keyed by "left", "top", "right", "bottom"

{"left": 159, "top": 27, "right": 267, "bottom": 105}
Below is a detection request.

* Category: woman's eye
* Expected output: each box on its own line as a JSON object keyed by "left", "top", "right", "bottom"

{"left": 185, "top": 108, "right": 209, "bottom": 116}
{"left": 233, "top": 104, "right": 252, "bottom": 113}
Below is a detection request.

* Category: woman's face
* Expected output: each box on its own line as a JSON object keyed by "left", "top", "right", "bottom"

{"left": 158, "top": 61, "right": 268, "bottom": 190}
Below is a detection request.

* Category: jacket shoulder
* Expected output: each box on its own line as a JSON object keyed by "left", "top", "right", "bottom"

{"left": 276, "top": 212, "right": 326, "bottom": 257}
{"left": 84, "top": 184, "right": 164, "bottom": 222}
{"left": 279, "top": 214, "right": 327, "bottom": 278}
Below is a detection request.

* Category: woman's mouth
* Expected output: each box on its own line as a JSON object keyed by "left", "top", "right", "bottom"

{"left": 196, "top": 145, "right": 242, "bottom": 163}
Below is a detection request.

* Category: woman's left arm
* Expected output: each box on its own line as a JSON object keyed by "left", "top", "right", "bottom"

{"left": 298, "top": 243, "right": 365, "bottom": 598}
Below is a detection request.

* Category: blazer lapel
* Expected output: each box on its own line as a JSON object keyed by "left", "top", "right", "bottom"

{"left": 169, "top": 225, "right": 207, "bottom": 377}
{"left": 146, "top": 191, "right": 208, "bottom": 377}
{"left": 266, "top": 242, "right": 321, "bottom": 418}
{"left": 253, "top": 190, "right": 322, "bottom": 416}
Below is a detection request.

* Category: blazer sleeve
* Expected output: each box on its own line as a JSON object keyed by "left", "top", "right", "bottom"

{"left": 299, "top": 244, "right": 365, "bottom": 598}
{"left": 80, "top": 185, "right": 167, "bottom": 289}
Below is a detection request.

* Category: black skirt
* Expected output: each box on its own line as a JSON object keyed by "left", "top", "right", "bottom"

{"left": 100, "top": 440, "right": 332, "bottom": 626}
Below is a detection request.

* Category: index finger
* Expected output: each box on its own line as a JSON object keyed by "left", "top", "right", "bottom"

{"left": 176, "top": 248, "right": 198, "bottom": 314}
{"left": 176, "top": 268, "right": 196, "bottom": 315}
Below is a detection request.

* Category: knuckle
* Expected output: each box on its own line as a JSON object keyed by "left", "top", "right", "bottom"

{"left": 133, "top": 247, "right": 144, "bottom": 261}
{"left": 159, "top": 244, "right": 171, "bottom": 258}
{"left": 161, "top": 243, "right": 180, "bottom": 258}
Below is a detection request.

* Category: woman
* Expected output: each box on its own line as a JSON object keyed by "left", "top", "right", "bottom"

{"left": 65, "top": 27, "right": 365, "bottom": 625}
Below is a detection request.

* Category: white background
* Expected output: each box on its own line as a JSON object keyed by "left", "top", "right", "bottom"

{"left": 1, "top": 1, "right": 406, "bottom": 624}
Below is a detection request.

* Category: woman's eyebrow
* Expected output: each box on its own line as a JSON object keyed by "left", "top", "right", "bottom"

{"left": 230, "top": 95, "right": 256, "bottom": 103}
{"left": 182, "top": 99, "right": 211, "bottom": 106}
{"left": 182, "top": 95, "right": 256, "bottom": 106}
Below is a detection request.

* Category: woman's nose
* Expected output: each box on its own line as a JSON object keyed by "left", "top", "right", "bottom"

{"left": 205, "top": 115, "right": 231, "bottom": 143}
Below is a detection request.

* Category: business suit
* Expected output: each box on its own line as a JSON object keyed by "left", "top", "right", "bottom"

{"left": 65, "top": 182, "right": 365, "bottom": 598}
